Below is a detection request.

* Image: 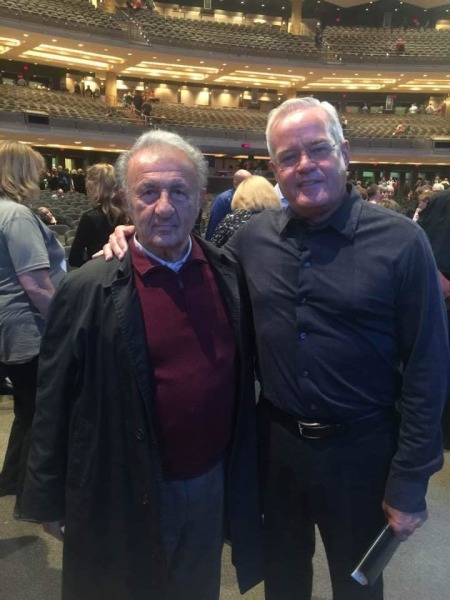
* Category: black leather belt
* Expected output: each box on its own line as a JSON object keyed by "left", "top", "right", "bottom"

{"left": 267, "top": 401, "right": 394, "bottom": 440}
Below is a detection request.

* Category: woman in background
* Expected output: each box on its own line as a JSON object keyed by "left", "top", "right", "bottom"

{"left": 69, "top": 163, "right": 128, "bottom": 267}
{"left": 210, "top": 175, "right": 281, "bottom": 248}
{"left": 0, "top": 141, "right": 65, "bottom": 516}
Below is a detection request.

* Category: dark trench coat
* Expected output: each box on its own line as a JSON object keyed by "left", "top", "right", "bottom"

{"left": 21, "top": 237, "right": 263, "bottom": 600}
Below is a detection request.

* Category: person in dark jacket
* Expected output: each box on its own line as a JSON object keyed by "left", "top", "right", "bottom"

{"left": 21, "top": 130, "right": 263, "bottom": 600}
{"left": 68, "top": 163, "right": 128, "bottom": 267}
{"left": 72, "top": 168, "right": 86, "bottom": 195}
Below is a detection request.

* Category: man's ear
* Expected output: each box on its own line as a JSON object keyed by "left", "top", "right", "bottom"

{"left": 341, "top": 140, "right": 350, "bottom": 169}
{"left": 269, "top": 160, "right": 279, "bottom": 181}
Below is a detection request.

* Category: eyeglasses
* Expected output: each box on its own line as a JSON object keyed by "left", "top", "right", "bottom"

{"left": 275, "top": 142, "right": 337, "bottom": 171}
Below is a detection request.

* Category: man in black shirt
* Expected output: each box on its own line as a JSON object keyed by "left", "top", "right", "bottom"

{"left": 226, "top": 97, "right": 449, "bottom": 600}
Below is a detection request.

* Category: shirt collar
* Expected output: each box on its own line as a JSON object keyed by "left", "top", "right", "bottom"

{"left": 134, "top": 234, "right": 192, "bottom": 272}
{"left": 278, "top": 183, "right": 362, "bottom": 241}
{"left": 131, "top": 235, "right": 207, "bottom": 277}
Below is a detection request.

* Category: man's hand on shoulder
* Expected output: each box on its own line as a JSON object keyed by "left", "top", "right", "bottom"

{"left": 43, "top": 520, "right": 64, "bottom": 541}
{"left": 382, "top": 501, "right": 428, "bottom": 541}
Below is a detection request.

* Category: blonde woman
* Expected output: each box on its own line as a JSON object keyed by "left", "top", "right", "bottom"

{"left": 0, "top": 141, "right": 65, "bottom": 514}
{"left": 69, "top": 163, "right": 128, "bottom": 267}
{"left": 210, "top": 175, "right": 281, "bottom": 247}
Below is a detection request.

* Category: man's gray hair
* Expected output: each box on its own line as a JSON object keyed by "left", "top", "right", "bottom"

{"left": 265, "top": 97, "right": 345, "bottom": 159}
{"left": 115, "top": 129, "right": 208, "bottom": 197}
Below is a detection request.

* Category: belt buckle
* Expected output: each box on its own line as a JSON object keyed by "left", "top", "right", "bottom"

{"left": 297, "top": 421, "right": 324, "bottom": 440}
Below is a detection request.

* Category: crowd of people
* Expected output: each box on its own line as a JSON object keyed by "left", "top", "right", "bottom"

{"left": 39, "top": 165, "right": 87, "bottom": 195}
{"left": 0, "top": 96, "right": 449, "bottom": 600}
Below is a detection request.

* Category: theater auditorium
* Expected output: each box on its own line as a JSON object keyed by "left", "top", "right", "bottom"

{"left": 1, "top": 1, "right": 450, "bottom": 599}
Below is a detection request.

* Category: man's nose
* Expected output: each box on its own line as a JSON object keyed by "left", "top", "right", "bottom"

{"left": 154, "top": 190, "right": 175, "bottom": 214}
{"left": 295, "top": 151, "right": 315, "bottom": 171}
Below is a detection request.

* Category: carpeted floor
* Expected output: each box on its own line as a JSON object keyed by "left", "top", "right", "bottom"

{"left": 1, "top": 393, "right": 449, "bottom": 600}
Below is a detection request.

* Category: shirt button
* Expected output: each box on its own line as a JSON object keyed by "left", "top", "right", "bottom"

{"left": 300, "top": 297, "right": 307, "bottom": 304}
{"left": 302, "top": 370, "right": 309, "bottom": 377}
{"left": 304, "top": 261, "right": 311, "bottom": 268}
{"left": 135, "top": 428, "right": 145, "bottom": 441}
{"left": 142, "top": 493, "right": 149, "bottom": 505}
{"left": 299, "top": 332, "right": 308, "bottom": 340}
{"left": 311, "top": 404, "right": 317, "bottom": 410}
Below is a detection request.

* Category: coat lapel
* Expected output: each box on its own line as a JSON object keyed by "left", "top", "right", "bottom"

{"left": 107, "top": 255, "right": 155, "bottom": 413}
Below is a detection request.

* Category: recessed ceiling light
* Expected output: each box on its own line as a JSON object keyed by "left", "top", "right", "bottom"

{"left": 23, "top": 34, "right": 29, "bottom": 37}
{"left": 78, "top": 44, "right": 83, "bottom": 47}
{"left": 127, "top": 53, "right": 132, "bottom": 56}
{"left": 74, "top": 141, "right": 82, "bottom": 145}
{"left": 52, "top": 39, "right": 57, "bottom": 42}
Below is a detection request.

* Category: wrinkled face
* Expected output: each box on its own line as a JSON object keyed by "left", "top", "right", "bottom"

{"left": 269, "top": 107, "right": 350, "bottom": 223}
{"left": 124, "top": 146, "right": 202, "bottom": 261}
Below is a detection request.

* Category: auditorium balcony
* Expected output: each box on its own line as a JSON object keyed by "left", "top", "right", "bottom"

{"left": 323, "top": 26, "right": 450, "bottom": 66}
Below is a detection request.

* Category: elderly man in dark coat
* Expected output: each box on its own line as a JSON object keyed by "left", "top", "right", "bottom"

{"left": 21, "top": 130, "right": 262, "bottom": 600}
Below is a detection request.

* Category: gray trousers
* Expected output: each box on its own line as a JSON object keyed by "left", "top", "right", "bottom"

{"left": 160, "top": 459, "right": 225, "bottom": 600}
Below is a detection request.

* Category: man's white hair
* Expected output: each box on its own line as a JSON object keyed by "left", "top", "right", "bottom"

{"left": 115, "top": 129, "right": 208, "bottom": 199}
{"left": 265, "top": 97, "right": 345, "bottom": 159}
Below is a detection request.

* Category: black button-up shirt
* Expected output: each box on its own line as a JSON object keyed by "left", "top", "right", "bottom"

{"left": 227, "top": 184, "right": 449, "bottom": 511}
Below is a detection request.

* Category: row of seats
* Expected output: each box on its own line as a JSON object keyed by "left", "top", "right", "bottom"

{"left": 0, "top": 0, "right": 123, "bottom": 30}
{"left": 1, "top": 84, "right": 449, "bottom": 140}
{"left": 0, "top": 84, "right": 140, "bottom": 125}
{"left": 148, "top": 103, "right": 449, "bottom": 140}
{"left": 323, "top": 26, "right": 450, "bottom": 58}
{"left": 149, "top": 102, "right": 267, "bottom": 131}
{"left": 126, "top": 10, "right": 319, "bottom": 57}
{"left": 344, "top": 114, "right": 449, "bottom": 139}
{"left": 2, "top": 1, "right": 450, "bottom": 61}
